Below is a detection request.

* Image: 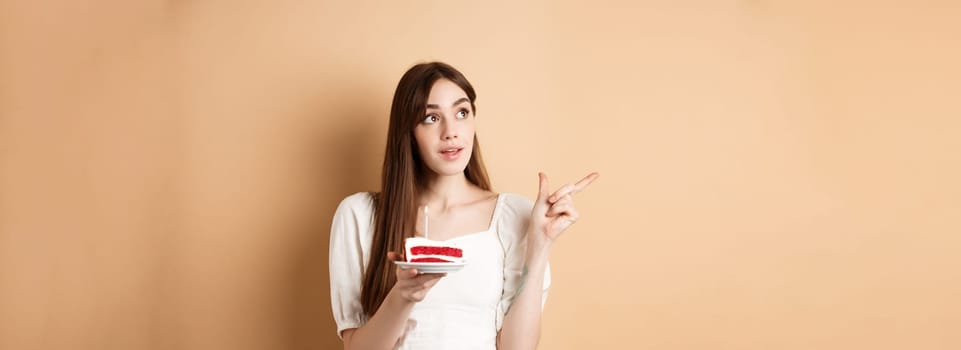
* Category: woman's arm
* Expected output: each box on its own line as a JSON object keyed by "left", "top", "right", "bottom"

{"left": 497, "top": 172, "right": 598, "bottom": 350}
{"left": 496, "top": 243, "right": 551, "bottom": 350}
{"left": 342, "top": 252, "right": 446, "bottom": 350}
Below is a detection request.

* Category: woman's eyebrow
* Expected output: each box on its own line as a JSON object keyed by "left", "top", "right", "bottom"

{"left": 426, "top": 97, "right": 470, "bottom": 109}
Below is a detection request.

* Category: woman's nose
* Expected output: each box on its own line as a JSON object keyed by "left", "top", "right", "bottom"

{"left": 441, "top": 121, "right": 458, "bottom": 140}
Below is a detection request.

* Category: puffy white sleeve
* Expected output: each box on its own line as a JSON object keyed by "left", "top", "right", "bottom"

{"left": 494, "top": 194, "right": 552, "bottom": 331}
{"left": 329, "top": 192, "right": 374, "bottom": 338}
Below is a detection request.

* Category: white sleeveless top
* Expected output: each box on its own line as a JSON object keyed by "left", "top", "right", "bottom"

{"left": 329, "top": 192, "right": 551, "bottom": 349}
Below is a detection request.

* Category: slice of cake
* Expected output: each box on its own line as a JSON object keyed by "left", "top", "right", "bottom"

{"left": 405, "top": 237, "right": 465, "bottom": 263}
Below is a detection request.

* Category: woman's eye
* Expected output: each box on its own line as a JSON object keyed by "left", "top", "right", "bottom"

{"left": 423, "top": 115, "right": 439, "bottom": 124}
{"left": 456, "top": 109, "right": 470, "bottom": 118}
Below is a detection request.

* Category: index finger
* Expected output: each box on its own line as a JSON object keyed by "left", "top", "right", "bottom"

{"left": 571, "top": 172, "right": 600, "bottom": 195}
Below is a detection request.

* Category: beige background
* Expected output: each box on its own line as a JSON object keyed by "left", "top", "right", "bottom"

{"left": 2, "top": 1, "right": 960, "bottom": 349}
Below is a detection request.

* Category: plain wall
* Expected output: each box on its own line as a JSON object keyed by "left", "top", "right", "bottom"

{"left": 1, "top": 1, "right": 959, "bottom": 349}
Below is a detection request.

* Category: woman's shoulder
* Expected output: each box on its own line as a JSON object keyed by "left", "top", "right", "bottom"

{"left": 498, "top": 192, "right": 533, "bottom": 207}
{"left": 495, "top": 192, "right": 534, "bottom": 219}
{"left": 335, "top": 192, "right": 376, "bottom": 216}
{"left": 492, "top": 193, "right": 533, "bottom": 246}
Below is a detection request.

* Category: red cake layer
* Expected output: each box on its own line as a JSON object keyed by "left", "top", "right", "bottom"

{"left": 410, "top": 246, "right": 463, "bottom": 257}
{"left": 410, "top": 257, "right": 452, "bottom": 263}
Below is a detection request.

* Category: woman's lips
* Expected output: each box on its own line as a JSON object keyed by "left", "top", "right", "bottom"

{"left": 439, "top": 148, "right": 463, "bottom": 160}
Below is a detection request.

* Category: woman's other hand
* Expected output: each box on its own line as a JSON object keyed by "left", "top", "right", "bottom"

{"left": 528, "top": 172, "right": 599, "bottom": 251}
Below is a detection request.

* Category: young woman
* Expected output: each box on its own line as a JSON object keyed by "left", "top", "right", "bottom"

{"left": 329, "top": 62, "right": 598, "bottom": 350}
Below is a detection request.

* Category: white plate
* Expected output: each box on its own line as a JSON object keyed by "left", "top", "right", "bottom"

{"left": 393, "top": 261, "right": 467, "bottom": 274}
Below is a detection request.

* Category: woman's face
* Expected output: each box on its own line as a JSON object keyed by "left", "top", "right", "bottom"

{"left": 414, "top": 78, "right": 475, "bottom": 178}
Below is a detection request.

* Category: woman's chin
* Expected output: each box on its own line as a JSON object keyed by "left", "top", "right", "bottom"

{"left": 438, "top": 168, "right": 469, "bottom": 177}
{"left": 426, "top": 163, "right": 470, "bottom": 177}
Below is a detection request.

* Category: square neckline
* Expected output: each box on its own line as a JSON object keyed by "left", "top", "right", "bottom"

{"left": 422, "top": 193, "right": 503, "bottom": 242}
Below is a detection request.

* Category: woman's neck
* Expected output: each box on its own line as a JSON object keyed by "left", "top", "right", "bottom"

{"left": 420, "top": 173, "right": 479, "bottom": 212}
